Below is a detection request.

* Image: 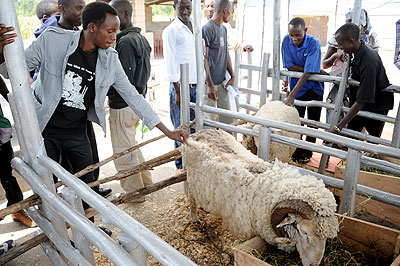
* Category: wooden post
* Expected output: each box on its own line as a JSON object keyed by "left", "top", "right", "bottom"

{"left": 260, "top": 53, "right": 270, "bottom": 107}
{"left": 272, "top": 0, "right": 281, "bottom": 101}
{"left": 340, "top": 148, "right": 361, "bottom": 216}
{"left": 118, "top": 232, "right": 147, "bottom": 266}
{"left": 258, "top": 126, "right": 271, "bottom": 161}
{"left": 62, "top": 188, "right": 95, "bottom": 265}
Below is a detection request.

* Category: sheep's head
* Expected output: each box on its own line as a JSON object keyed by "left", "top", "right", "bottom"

{"left": 271, "top": 200, "right": 325, "bottom": 266}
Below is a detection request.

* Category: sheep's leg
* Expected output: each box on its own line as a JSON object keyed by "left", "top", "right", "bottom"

{"left": 189, "top": 194, "right": 199, "bottom": 223}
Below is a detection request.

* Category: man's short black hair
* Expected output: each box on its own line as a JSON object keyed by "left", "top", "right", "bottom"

{"left": 36, "top": 0, "right": 57, "bottom": 19}
{"left": 82, "top": 2, "right": 118, "bottom": 30}
{"left": 58, "top": 0, "right": 72, "bottom": 6}
{"left": 111, "top": 0, "right": 133, "bottom": 16}
{"left": 215, "top": 0, "right": 232, "bottom": 13}
{"left": 335, "top": 23, "right": 360, "bottom": 41}
{"left": 289, "top": 17, "right": 306, "bottom": 29}
{"left": 173, "top": 0, "right": 191, "bottom": 8}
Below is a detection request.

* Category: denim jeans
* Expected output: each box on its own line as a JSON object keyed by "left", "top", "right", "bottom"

{"left": 169, "top": 83, "right": 196, "bottom": 169}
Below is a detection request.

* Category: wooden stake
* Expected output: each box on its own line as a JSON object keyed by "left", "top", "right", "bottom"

{"left": 0, "top": 149, "right": 181, "bottom": 219}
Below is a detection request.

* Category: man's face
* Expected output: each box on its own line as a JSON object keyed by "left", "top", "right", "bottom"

{"left": 222, "top": 5, "right": 233, "bottom": 23}
{"left": 204, "top": 0, "right": 215, "bottom": 20}
{"left": 288, "top": 24, "right": 306, "bottom": 47}
{"left": 175, "top": 0, "right": 192, "bottom": 22}
{"left": 335, "top": 34, "right": 355, "bottom": 54}
{"left": 110, "top": 4, "right": 127, "bottom": 29}
{"left": 93, "top": 13, "right": 119, "bottom": 49}
{"left": 61, "top": 0, "right": 86, "bottom": 26}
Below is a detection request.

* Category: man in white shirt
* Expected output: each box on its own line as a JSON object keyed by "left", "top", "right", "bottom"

{"left": 163, "top": 0, "right": 197, "bottom": 172}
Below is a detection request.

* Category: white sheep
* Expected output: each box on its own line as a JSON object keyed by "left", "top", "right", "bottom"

{"left": 242, "top": 101, "right": 301, "bottom": 162}
{"left": 182, "top": 129, "right": 339, "bottom": 266}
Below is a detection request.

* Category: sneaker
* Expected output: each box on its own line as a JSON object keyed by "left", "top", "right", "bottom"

{"left": 97, "top": 187, "right": 112, "bottom": 198}
{"left": 0, "top": 240, "right": 15, "bottom": 256}
{"left": 12, "top": 210, "right": 37, "bottom": 228}
{"left": 98, "top": 226, "right": 112, "bottom": 236}
{"left": 176, "top": 168, "right": 184, "bottom": 174}
{"left": 291, "top": 156, "right": 310, "bottom": 164}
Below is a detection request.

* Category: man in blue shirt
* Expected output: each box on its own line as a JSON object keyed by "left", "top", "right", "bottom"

{"left": 282, "top": 17, "right": 325, "bottom": 163}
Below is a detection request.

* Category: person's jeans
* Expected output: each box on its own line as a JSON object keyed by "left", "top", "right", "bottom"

{"left": 169, "top": 83, "right": 196, "bottom": 169}
{"left": 0, "top": 141, "right": 23, "bottom": 206}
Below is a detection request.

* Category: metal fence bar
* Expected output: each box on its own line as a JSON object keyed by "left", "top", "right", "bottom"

{"left": 0, "top": 0, "right": 69, "bottom": 242}
{"left": 62, "top": 188, "right": 96, "bottom": 265}
{"left": 258, "top": 126, "right": 271, "bottom": 161}
{"left": 118, "top": 232, "right": 147, "bottom": 266}
{"left": 193, "top": 0, "right": 205, "bottom": 132}
{"left": 203, "top": 119, "right": 400, "bottom": 208}
{"left": 39, "top": 239, "right": 69, "bottom": 266}
{"left": 180, "top": 63, "right": 190, "bottom": 195}
{"left": 234, "top": 50, "right": 241, "bottom": 88}
{"left": 26, "top": 207, "right": 93, "bottom": 266}
{"left": 340, "top": 148, "right": 362, "bottom": 216}
{"left": 36, "top": 155, "right": 197, "bottom": 266}
{"left": 391, "top": 102, "right": 400, "bottom": 148}
{"left": 246, "top": 52, "right": 253, "bottom": 111}
{"left": 201, "top": 105, "right": 400, "bottom": 159}
{"left": 13, "top": 158, "right": 141, "bottom": 266}
{"left": 259, "top": 53, "right": 270, "bottom": 107}
{"left": 272, "top": 0, "right": 281, "bottom": 100}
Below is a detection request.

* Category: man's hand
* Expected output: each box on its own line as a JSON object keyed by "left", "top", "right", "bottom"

{"left": 166, "top": 129, "right": 189, "bottom": 144}
{"left": 285, "top": 92, "right": 295, "bottom": 106}
{"left": 334, "top": 50, "right": 347, "bottom": 62}
{"left": 225, "top": 76, "right": 235, "bottom": 88}
{"left": 319, "top": 69, "right": 329, "bottom": 75}
{"left": 243, "top": 45, "right": 254, "bottom": 53}
{"left": 282, "top": 80, "right": 289, "bottom": 93}
{"left": 207, "top": 84, "right": 218, "bottom": 102}
{"left": 0, "top": 25, "right": 16, "bottom": 63}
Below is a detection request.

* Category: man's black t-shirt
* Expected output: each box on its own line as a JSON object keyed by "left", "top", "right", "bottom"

{"left": 43, "top": 46, "right": 97, "bottom": 136}
{"left": 349, "top": 41, "right": 394, "bottom": 112}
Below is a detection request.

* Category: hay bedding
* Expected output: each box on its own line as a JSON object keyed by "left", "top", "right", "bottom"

{"left": 93, "top": 193, "right": 242, "bottom": 266}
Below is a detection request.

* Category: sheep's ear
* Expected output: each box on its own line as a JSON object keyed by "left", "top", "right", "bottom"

{"left": 276, "top": 214, "right": 295, "bottom": 228}
{"left": 274, "top": 237, "right": 292, "bottom": 244}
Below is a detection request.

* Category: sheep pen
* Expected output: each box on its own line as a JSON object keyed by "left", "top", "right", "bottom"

{"left": 183, "top": 129, "right": 339, "bottom": 265}
{"left": 242, "top": 101, "right": 301, "bottom": 162}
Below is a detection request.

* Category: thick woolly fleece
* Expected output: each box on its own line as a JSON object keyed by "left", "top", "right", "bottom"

{"left": 242, "top": 101, "right": 301, "bottom": 162}
{"left": 182, "top": 130, "right": 338, "bottom": 251}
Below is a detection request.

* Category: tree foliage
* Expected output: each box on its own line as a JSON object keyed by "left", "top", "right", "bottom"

{"left": 151, "top": 5, "right": 175, "bottom": 17}
{"left": 15, "top": 0, "right": 39, "bottom": 17}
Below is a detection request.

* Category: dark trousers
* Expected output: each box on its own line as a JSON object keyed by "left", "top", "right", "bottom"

{"left": 348, "top": 109, "right": 389, "bottom": 138}
{"left": 43, "top": 133, "right": 95, "bottom": 210}
{"left": 61, "top": 121, "right": 99, "bottom": 189}
{"left": 0, "top": 141, "right": 23, "bottom": 206}
{"left": 293, "top": 89, "right": 323, "bottom": 158}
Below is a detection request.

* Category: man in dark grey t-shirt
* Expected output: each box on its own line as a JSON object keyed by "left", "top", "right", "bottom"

{"left": 202, "top": 0, "right": 235, "bottom": 124}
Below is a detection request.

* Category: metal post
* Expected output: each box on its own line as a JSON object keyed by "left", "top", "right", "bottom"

{"left": 258, "top": 126, "right": 271, "bottom": 161}
{"left": 391, "top": 102, "right": 400, "bottom": 148}
{"left": 246, "top": 52, "right": 253, "bottom": 111}
{"left": 234, "top": 50, "right": 241, "bottom": 88}
{"left": 0, "top": 0, "right": 68, "bottom": 241}
{"left": 272, "top": 0, "right": 281, "bottom": 101}
{"left": 260, "top": 53, "right": 270, "bottom": 107}
{"left": 118, "top": 232, "right": 147, "bottom": 266}
{"left": 180, "top": 63, "right": 190, "bottom": 194}
{"left": 193, "top": 0, "right": 205, "bottom": 131}
{"left": 39, "top": 240, "right": 68, "bottom": 266}
{"left": 318, "top": 0, "right": 362, "bottom": 174}
{"left": 340, "top": 148, "right": 361, "bottom": 217}
{"left": 62, "top": 188, "right": 95, "bottom": 265}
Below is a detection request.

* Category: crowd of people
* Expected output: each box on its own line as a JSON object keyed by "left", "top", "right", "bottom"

{"left": 0, "top": 0, "right": 398, "bottom": 257}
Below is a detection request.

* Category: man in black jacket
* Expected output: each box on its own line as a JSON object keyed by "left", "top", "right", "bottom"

{"left": 109, "top": 0, "right": 153, "bottom": 201}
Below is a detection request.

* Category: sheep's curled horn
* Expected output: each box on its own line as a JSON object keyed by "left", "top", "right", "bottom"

{"left": 271, "top": 200, "right": 316, "bottom": 237}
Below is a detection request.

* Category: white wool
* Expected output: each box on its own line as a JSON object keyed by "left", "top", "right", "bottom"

{"left": 183, "top": 130, "right": 338, "bottom": 251}
{"left": 242, "top": 101, "right": 301, "bottom": 162}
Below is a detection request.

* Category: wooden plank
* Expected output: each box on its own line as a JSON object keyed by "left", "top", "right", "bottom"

{"left": 234, "top": 249, "right": 271, "bottom": 266}
{"left": 391, "top": 254, "right": 400, "bottom": 266}
{"left": 335, "top": 165, "right": 400, "bottom": 227}
{"left": 336, "top": 214, "right": 400, "bottom": 259}
{"left": 234, "top": 236, "right": 270, "bottom": 266}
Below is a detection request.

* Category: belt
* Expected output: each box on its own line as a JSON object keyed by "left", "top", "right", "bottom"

{"left": 189, "top": 83, "right": 196, "bottom": 88}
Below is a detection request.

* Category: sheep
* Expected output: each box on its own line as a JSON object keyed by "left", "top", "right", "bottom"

{"left": 242, "top": 101, "right": 301, "bottom": 162}
{"left": 182, "top": 129, "right": 339, "bottom": 266}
